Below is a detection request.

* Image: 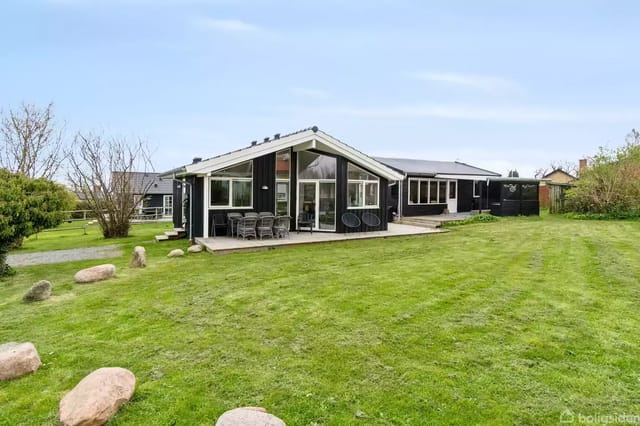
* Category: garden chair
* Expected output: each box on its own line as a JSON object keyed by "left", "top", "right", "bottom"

{"left": 211, "top": 213, "right": 226, "bottom": 237}
{"left": 244, "top": 212, "right": 258, "bottom": 218}
{"left": 273, "top": 215, "right": 291, "bottom": 239}
{"left": 341, "top": 212, "right": 361, "bottom": 233}
{"left": 256, "top": 215, "right": 275, "bottom": 240}
{"left": 258, "top": 211, "right": 274, "bottom": 217}
{"left": 297, "top": 212, "right": 314, "bottom": 233}
{"left": 227, "top": 212, "right": 242, "bottom": 237}
{"left": 361, "top": 212, "right": 381, "bottom": 230}
{"left": 236, "top": 216, "right": 258, "bottom": 240}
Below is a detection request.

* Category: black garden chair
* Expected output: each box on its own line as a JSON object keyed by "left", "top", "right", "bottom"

{"left": 361, "top": 212, "right": 381, "bottom": 230}
{"left": 341, "top": 212, "right": 361, "bottom": 233}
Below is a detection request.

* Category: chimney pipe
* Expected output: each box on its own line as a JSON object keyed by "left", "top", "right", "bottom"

{"left": 264, "top": 137, "right": 270, "bottom": 143}
{"left": 274, "top": 133, "right": 280, "bottom": 140}
{"left": 192, "top": 157, "right": 202, "bottom": 164}
{"left": 578, "top": 158, "right": 587, "bottom": 177}
{"left": 251, "top": 140, "right": 257, "bottom": 146}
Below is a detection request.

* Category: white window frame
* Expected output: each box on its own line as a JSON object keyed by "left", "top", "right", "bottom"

{"left": 208, "top": 161, "right": 254, "bottom": 209}
{"left": 408, "top": 178, "right": 449, "bottom": 205}
{"left": 347, "top": 163, "right": 379, "bottom": 209}
{"left": 275, "top": 149, "right": 290, "bottom": 216}
{"left": 163, "top": 194, "right": 173, "bottom": 216}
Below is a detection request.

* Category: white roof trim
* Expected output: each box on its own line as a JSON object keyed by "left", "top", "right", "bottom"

{"left": 435, "top": 174, "right": 500, "bottom": 181}
{"left": 185, "top": 129, "right": 405, "bottom": 181}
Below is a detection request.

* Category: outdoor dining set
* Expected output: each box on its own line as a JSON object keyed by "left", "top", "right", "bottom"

{"left": 211, "top": 212, "right": 292, "bottom": 240}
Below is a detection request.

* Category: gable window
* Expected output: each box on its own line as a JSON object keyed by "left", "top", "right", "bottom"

{"left": 210, "top": 161, "right": 253, "bottom": 208}
{"left": 408, "top": 178, "right": 448, "bottom": 205}
{"left": 347, "top": 163, "right": 379, "bottom": 208}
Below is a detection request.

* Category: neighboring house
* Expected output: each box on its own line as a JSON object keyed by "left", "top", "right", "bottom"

{"left": 373, "top": 158, "right": 501, "bottom": 216}
{"left": 118, "top": 172, "right": 174, "bottom": 218}
{"left": 160, "top": 127, "right": 404, "bottom": 240}
{"left": 539, "top": 169, "right": 577, "bottom": 209}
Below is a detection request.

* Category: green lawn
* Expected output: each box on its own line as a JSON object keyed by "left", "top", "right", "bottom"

{"left": 1, "top": 216, "right": 640, "bottom": 425}
{"left": 13, "top": 221, "right": 176, "bottom": 253}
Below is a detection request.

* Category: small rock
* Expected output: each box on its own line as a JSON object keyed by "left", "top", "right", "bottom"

{"left": 59, "top": 367, "right": 136, "bottom": 426}
{"left": 216, "top": 407, "right": 286, "bottom": 426}
{"left": 0, "top": 342, "right": 42, "bottom": 381}
{"left": 74, "top": 264, "right": 116, "bottom": 284}
{"left": 22, "top": 280, "right": 52, "bottom": 302}
{"left": 129, "top": 246, "right": 146, "bottom": 268}
{"left": 187, "top": 245, "right": 203, "bottom": 253}
{"left": 167, "top": 249, "right": 185, "bottom": 258}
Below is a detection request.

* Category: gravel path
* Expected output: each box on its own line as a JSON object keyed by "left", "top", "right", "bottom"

{"left": 7, "top": 245, "right": 123, "bottom": 267}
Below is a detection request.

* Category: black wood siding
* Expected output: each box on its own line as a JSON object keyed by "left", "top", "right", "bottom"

{"left": 190, "top": 176, "right": 204, "bottom": 239}
{"left": 458, "top": 180, "right": 474, "bottom": 212}
{"left": 488, "top": 181, "right": 540, "bottom": 216}
{"left": 335, "top": 157, "right": 388, "bottom": 233}
{"left": 172, "top": 180, "right": 183, "bottom": 228}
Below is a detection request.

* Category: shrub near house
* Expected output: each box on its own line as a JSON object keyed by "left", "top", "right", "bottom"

{"left": 566, "top": 131, "right": 640, "bottom": 215}
{"left": 0, "top": 170, "right": 74, "bottom": 276}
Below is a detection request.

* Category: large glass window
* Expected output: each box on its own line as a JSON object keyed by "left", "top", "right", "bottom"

{"left": 298, "top": 151, "right": 336, "bottom": 179}
{"left": 347, "top": 163, "right": 379, "bottom": 208}
{"left": 276, "top": 150, "right": 290, "bottom": 215}
{"left": 408, "top": 178, "right": 451, "bottom": 205}
{"left": 210, "top": 161, "right": 253, "bottom": 208}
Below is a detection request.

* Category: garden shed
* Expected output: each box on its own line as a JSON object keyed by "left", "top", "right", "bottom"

{"left": 487, "top": 178, "right": 540, "bottom": 216}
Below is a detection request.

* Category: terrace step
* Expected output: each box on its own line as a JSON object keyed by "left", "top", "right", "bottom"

{"left": 155, "top": 228, "right": 187, "bottom": 242}
{"left": 397, "top": 218, "right": 442, "bottom": 229}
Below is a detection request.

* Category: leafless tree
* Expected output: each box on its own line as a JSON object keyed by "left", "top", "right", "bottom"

{"left": 0, "top": 102, "right": 66, "bottom": 179}
{"left": 66, "top": 132, "right": 154, "bottom": 238}
{"left": 534, "top": 160, "right": 579, "bottom": 179}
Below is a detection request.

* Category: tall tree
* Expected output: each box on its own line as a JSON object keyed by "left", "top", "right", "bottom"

{"left": 0, "top": 170, "right": 74, "bottom": 276}
{"left": 565, "top": 129, "right": 640, "bottom": 214}
{"left": 0, "top": 102, "right": 66, "bottom": 179}
{"left": 66, "top": 132, "right": 154, "bottom": 238}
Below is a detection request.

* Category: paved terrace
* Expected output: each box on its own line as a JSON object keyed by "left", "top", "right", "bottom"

{"left": 196, "top": 223, "right": 442, "bottom": 254}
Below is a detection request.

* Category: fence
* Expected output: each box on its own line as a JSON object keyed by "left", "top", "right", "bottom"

{"left": 548, "top": 183, "right": 573, "bottom": 214}
{"left": 62, "top": 207, "right": 172, "bottom": 223}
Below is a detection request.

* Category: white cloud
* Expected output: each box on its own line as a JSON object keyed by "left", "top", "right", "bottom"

{"left": 289, "top": 87, "right": 332, "bottom": 100}
{"left": 414, "top": 71, "right": 523, "bottom": 95}
{"left": 195, "top": 18, "right": 260, "bottom": 34}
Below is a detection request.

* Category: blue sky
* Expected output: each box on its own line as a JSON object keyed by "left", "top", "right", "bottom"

{"left": 2, "top": 0, "right": 639, "bottom": 177}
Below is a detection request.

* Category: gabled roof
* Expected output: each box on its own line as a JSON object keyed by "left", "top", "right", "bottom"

{"left": 374, "top": 157, "right": 501, "bottom": 178}
{"left": 160, "top": 126, "right": 405, "bottom": 181}
{"left": 112, "top": 171, "right": 173, "bottom": 195}
{"left": 541, "top": 168, "right": 577, "bottom": 181}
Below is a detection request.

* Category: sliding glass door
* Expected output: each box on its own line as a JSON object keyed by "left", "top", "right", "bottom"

{"left": 298, "top": 181, "right": 336, "bottom": 231}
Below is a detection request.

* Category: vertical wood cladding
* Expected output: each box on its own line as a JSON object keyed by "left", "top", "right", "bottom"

{"left": 172, "top": 180, "right": 183, "bottom": 228}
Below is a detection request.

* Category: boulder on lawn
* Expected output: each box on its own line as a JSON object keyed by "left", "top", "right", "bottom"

{"left": 59, "top": 367, "right": 136, "bottom": 426}
{"left": 22, "top": 280, "right": 52, "bottom": 302}
{"left": 0, "top": 342, "right": 42, "bottom": 381}
{"left": 129, "top": 246, "right": 146, "bottom": 268}
{"left": 215, "top": 407, "right": 286, "bottom": 426}
{"left": 187, "top": 244, "right": 203, "bottom": 253}
{"left": 167, "top": 249, "right": 184, "bottom": 258}
{"left": 74, "top": 264, "right": 116, "bottom": 284}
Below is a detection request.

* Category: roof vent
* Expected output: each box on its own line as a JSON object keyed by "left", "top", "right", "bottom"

{"left": 192, "top": 157, "right": 202, "bottom": 164}
{"left": 263, "top": 137, "right": 270, "bottom": 143}
{"left": 311, "top": 125, "right": 318, "bottom": 133}
{"left": 251, "top": 140, "right": 257, "bottom": 146}
{"left": 274, "top": 133, "right": 280, "bottom": 140}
